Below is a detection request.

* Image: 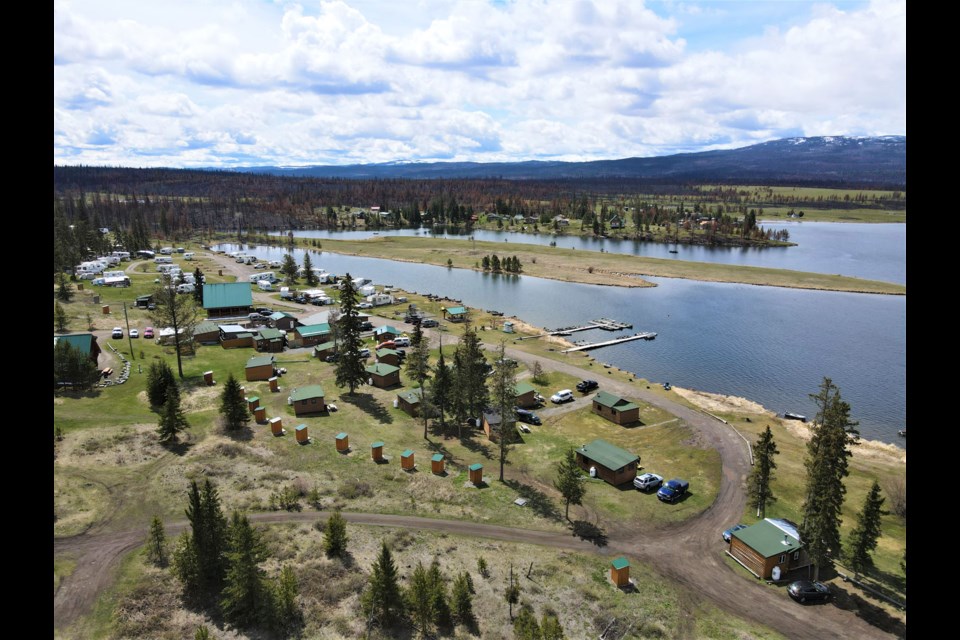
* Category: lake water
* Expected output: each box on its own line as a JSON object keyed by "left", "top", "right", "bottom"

{"left": 217, "top": 232, "right": 906, "bottom": 448}
{"left": 270, "top": 221, "right": 906, "bottom": 284}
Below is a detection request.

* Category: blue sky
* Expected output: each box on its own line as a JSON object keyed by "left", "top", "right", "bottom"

{"left": 53, "top": 0, "right": 903, "bottom": 168}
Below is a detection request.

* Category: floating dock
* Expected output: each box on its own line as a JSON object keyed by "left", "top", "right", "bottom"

{"left": 561, "top": 332, "right": 657, "bottom": 352}
{"left": 516, "top": 318, "right": 634, "bottom": 341}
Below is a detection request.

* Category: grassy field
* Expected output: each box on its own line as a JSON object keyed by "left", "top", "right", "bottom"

{"left": 289, "top": 236, "right": 905, "bottom": 294}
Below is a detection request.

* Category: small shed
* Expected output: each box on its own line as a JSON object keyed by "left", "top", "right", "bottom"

{"left": 431, "top": 453, "right": 445, "bottom": 474}
{"left": 245, "top": 355, "right": 275, "bottom": 381}
{"left": 503, "top": 321, "right": 514, "bottom": 333}
{"left": 203, "top": 370, "right": 215, "bottom": 385}
{"left": 610, "top": 557, "right": 630, "bottom": 587}
{"left": 592, "top": 390, "right": 641, "bottom": 425}
{"left": 468, "top": 463, "right": 483, "bottom": 485}
{"left": 336, "top": 432, "right": 349, "bottom": 453}
{"left": 371, "top": 441, "right": 384, "bottom": 462}
{"left": 728, "top": 518, "right": 811, "bottom": 580}
{"left": 443, "top": 306, "right": 468, "bottom": 322}
{"left": 254, "top": 328, "right": 285, "bottom": 353}
{"left": 401, "top": 449, "right": 415, "bottom": 470}
{"left": 397, "top": 387, "right": 424, "bottom": 417}
{"left": 313, "top": 341, "right": 337, "bottom": 360}
{"left": 290, "top": 385, "right": 326, "bottom": 416}
{"left": 193, "top": 321, "right": 221, "bottom": 345}
{"left": 295, "top": 424, "right": 309, "bottom": 444}
{"left": 575, "top": 439, "right": 639, "bottom": 487}
{"left": 482, "top": 409, "right": 517, "bottom": 443}
{"left": 375, "top": 347, "right": 401, "bottom": 367}
{"left": 268, "top": 376, "right": 279, "bottom": 392}
{"left": 269, "top": 417, "right": 283, "bottom": 436}
{"left": 247, "top": 396, "right": 260, "bottom": 412}
{"left": 514, "top": 381, "right": 538, "bottom": 408}
{"left": 374, "top": 325, "right": 401, "bottom": 343}
{"left": 365, "top": 362, "right": 401, "bottom": 388}
{"left": 253, "top": 405, "right": 266, "bottom": 424}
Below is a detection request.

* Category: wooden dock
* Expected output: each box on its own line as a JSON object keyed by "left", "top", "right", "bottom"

{"left": 561, "top": 332, "right": 657, "bottom": 353}
{"left": 515, "top": 318, "right": 634, "bottom": 341}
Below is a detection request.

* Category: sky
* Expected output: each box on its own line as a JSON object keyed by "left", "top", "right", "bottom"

{"left": 53, "top": 0, "right": 905, "bottom": 168}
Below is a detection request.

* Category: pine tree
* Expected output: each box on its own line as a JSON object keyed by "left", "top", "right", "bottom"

{"left": 192, "top": 267, "right": 204, "bottom": 305}
{"left": 146, "top": 515, "right": 168, "bottom": 567}
{"left": 150, "top": 281, "right": 200, "bottom": 379}
{"left": 747, "top": 426, "right": 779, "bottom": 518}
{"left": 272, "top": 565, "right": 300, "bottom": 628}
{"left": 407, "top": 561, "right": 433, "bottom": 633}
{"left": 491, "top": 341, "right": 517, "bottom": 482}
{"left": 844, "top": 481, "right": 885, "bottom": 579}
{"left": 513, "top": 603, "right": 540, "bottom": 639}
{"left": 53, "top": 341, "right": 99, "bottom": 390}
{"left": 481, "top": 255, "right": 490, "bottom": 271}
{"left": 362, "top": 543, "right": 405, "bottom": 629}
{"left": 512, "top": 255, "right": 522, "bottom": 273}
{"left": 54, "top": 301, "right": 69, "bottom": 332}
{"left": 799, "top": 377, "right": 860, "bottom": 580}
{"left": 428, "top": 557, "right": 451, "bottom": 629}
{"left": 157, "top": 386, "right": 189, "bottom": 444}
{"left": 56, "top": 272, "right": 74, "bottom": 302}
{"left": 451, "top": 324, "right": 488, "bottom": 437}
{"left": 175, "top": 479, "right": 228, "bottom": 600}
{"left": 334, "top": 273, "right": 367, "bottom": 395}
{"left": 491, "top": 254, "right": 501, "bottom": 271}
{"left": 280, "top": 253, "right": 299, "bottom": 284}
{"left": 221, "top": 511, "right": 270, "bottom": 627}
{"left": 219, "top": 373, "right": 250, "bottom": 432}
{"left": 541, "top": 612, "right": 565, "bottom": 639}
{"left": 477, "top": 556, "right": 489, "bottom": 578}
{"left": 323, "top": 509, "right": 349, "bottom": 557}
{"left": 451, "top": 571, "right": 474, "bottom": 624}
{"left": 432, "top": 349, "right": 453, "bottom": 427}
{"left": 554, "top": 448, "right": 585, "bottom": 520}
{"left": 302, "top": 252, "right": 318, "bottom": 286}
{"left": 531, "top": 361, "right": 546, "bottom": 385}
{"left": 405, "top": 323, "right": 432, "bottom": 438}
{"left": 505, "top": 564, "right": 520, "bottom": 620}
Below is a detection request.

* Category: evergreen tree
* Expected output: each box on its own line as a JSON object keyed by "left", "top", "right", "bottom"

{"left": 54, "top": 301, "right": 69, "bottom": 332}
{"left": 432, "top": 349, "right": 452, "bottom": 427}
{"left": 491, "top": 341, "right": 517, "bottom": 482}
{"left": 151, "top": 281, "right": 200, "bottom": 379}
{"left": 491, "top": 254, "right": 501, "bottom": 271}
{"left": 531, "top": 361, "right": 546, "bottom": 385}
{"left": 323, "top": 509, "right": 349, "bottom": 557}
{"left": 512, "top": 255, "right": 522, "bottom": 273}
{"left": 481, "top": 255, "right": 490, "bottom": 270}
{"left": 221, "top": 511, "right": 270, "bottom": 627}
{"left": 157, "top": 386, "right": 189, "bottom": 444}
{"left": 407, "top": 561, "right": 433, "bottom": 633}
{"left": 540, "top": 612, "right": 565, "bottom": 639}
{"left": 272, "top": 565, "right": 300, "bottom": 629}
{"left": 844, "top": 481, "right": 885, "bottom": 579}
{"left": 505, "top": 564, "right": 520, "bottom": 620}
{"left": 451, "top": 571, "right": 474, "bottom": 624}
{"left": 428, "top": 557, "right": 451, "bottom": 629}
{"left": 146, "top": 515, "right": 168, "bottom": 567}
{"left": 405, "top": 323, "right": 432, "bottom": 437}
{"left": 747, "top": 426, "right": 779, "bottom": 518}
{"left": 362, "top": 543, "right": 405, "bottom": 629}
{"left": 513, "top": 603, "right": 540, "bottom": 640}
{"left": 302, "top": 252, "right": 318, "bottom": 286}
{"left": 334, "top": 273, "right": 367, "bottom": 395}
{"left": 192, "top": 267, "right": 204, "bottom": 306}
{"left": 477, "top": 556, "right": 489, "bottom": 578}
{"left": 56, "top": 272, "right": 74, "bottom": 302}
{"left": 554, "top": 448, "right": 585, "bottom": 520}
{"left": 280, "top": 253, "right": 299, "bottom": 284}
{"left": 146, "top": 360, "right": 177, "bottom": 408}
{"left": 799, "top": 378, "right": 860, "bottom": 580}
{"left": 451, "top": 324, "right": 488, "bottom": 437}
{"left": 175, "top": 479, "right": 228, "bottom": 600}
{"left": 53, "top": 340, "right": 100, "bottom": 390}
{"left": 219, "top": 373, "right": 250, "bottom": 432}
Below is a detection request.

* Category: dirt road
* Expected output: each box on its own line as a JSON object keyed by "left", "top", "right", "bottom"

{"left": 55, "top": 252, "right": 900, "bottom": 639}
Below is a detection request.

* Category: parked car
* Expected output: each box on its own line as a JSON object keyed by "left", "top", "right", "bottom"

{"left": 496, "top": 357, "right": 518, "bottom": 368}
{"left": 248, "top": 312, "right": 263, "bottom": 321}
{"left": 143, "top": 327, "right": 155, "bottom": 339}
{"left": 550, "top": 389, "right": 574, "bottom": 404}
{"left": 358, "top": 302, "right": 373, "bottom": 309}
{"left": 359, "top": 321, "right": 374, "bottom": 331}
{"left": 514, "top": 408, "right": 542, "bottom": 425}
{"left": 421, "top": 319, "right": 439, "bottom": 328}
{"left": 722, "top": 524, "right": 749, "bottom": 543}
{"left": 359, "top": 348, "right": 371, "bottom": 358}
{"left": 393, "top": 336, "right": 411, "bottom": 347}
{"left": 129, "top": 329, "right": 139, "bottom": 339}
{"left": 324, "top": 354, "right": 339, "bottom": 363}
{"left": 633, "top": 473, "right": 663, "bottom": 491}
{"left": 576, "top": 379, "right": 599, "bottom": 392}
{"left": 254, "top": 263, "right": 267, "bottom": 269}
{"left": 293, "top": 295, "right": 307, "bottom": 304}
{"left": 111, "top": 327, "right": 123, "bottom": 339}
{"left": 657, "top": 478, "right": 690, "bottom": 503}
{"left": 257, "top": 308, "right": 274, "bottom": 316}
{"left": 787, "top": 580, "right": 832, "bottom": 604}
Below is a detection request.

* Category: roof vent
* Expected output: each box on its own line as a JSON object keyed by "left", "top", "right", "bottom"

{"left": 782, "top": 534, "right": 789, "bottom": 545}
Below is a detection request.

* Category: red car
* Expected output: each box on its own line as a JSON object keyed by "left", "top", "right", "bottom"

{"left": 143, "top": 327, "right": 155, "bottom": 339}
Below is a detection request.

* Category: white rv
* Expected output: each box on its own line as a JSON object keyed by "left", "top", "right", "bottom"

{"left": 183, "top": 252, "right": 195, "bottom": 260}
{"left": 159, "top": 247, "right": 174, "bottom": 255}
{"left": 176, "top": 283, "right": 196, "bottom": 294}
{"left": 249, "top": 272, "right": 275, "bottom": 283}
{"left": 154, "top": 256, "right": 173, "bottom": 264}
{"left": 366, "top": 293, "right": 394, "bottom": 307}
{"left": 257, "top": 280, "right": 274, "bottom": 291}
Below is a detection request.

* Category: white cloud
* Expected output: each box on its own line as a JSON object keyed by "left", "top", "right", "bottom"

{"left": 53, "top": 0, "right": 905, "bottom": 167}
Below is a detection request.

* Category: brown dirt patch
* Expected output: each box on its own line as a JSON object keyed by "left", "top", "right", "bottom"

{"left": 672, "top": 387, "right": 773, "bottom": 416}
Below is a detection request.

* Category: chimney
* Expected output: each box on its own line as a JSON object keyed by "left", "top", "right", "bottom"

{"left": 782, "top": 534, "right": 789, "bottom": 545}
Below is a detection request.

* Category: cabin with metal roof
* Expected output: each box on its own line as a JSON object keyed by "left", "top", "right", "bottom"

{"left": 245, "top": 355, "right": 275, "bottom": 381}
{"left": 443, "top": 305, "right": 468, "bottom": 322}
{"left": 202, "top": 282, "right": 253, "bottom": 318}
{"left": 575, "top": 439, "right": 639, "bottom": 486}
{"left": 54, "top": 333, "right": 101, "bottom": 363}
{"left": 397, "top": 387, "right": 424, "bottom": 417}
{"left": 254, "top": 328, "right": 285, "bottom": 353}
{"left": 728, "top": 518, "right": 811, "bottom": 580}
{"left": 290, "top": 385, "right": 326, "bottom": 416}
{"left": 365, "top": 362, "right": 400, "bottom": 388}
{"left": 514, "top": 381, "right": 539, "bottom": 408}
{"left": 290, "top": 323, "right": 331, "bottom": 348}
{"left": 592, "top": 390, "right": 640, "bottom": 425}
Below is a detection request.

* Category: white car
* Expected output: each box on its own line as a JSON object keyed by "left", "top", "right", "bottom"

{"left": 550, "top": 389, "right": 574, "bottom": 404}
{"left": 393, "top": 336, "right": 411, "bottom": 347}
{"left": 129, "top": 329, "right": 139, "bottom": 339}
{"left": 358, "top": 302, "right": 373, "bottom": 309}
{"left": 111, "top": 327, "right": 123, "bottom": 339}
{"left": 633, "top": 473, "right": 663, "bottom": 491}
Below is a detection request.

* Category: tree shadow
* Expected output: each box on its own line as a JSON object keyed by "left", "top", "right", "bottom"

{"left": 162, "top": 439, "right": 194, "bottom": 456}
{"left": 340, "top": 393, "right": 394, "bottom": 424}
{"left": 223, "top": 425, "right": 255, "bottom": 442}
{"left": 502, "top": 478, "right": 563, "bottom": 522}
{"left": 459, "top": 435, "right": 494, "bottom": 460}
{"left": 830, "top": 585, "right": 906, "bottom": 636}
{"left": 570, "top": 520, "right": 608, "bottom": 547}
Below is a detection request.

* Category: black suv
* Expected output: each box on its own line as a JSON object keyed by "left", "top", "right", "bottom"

{"left": 514, "top": 408, "right": 541, "bottom": 425}
{"left": 359, "top": 321, "right": 374, "bottom": 331}
{"left": 421, "top": 319, "right": 439, "bottom": 328}
{"left": 576, "top": 380, "right": 599, "bottom": 392}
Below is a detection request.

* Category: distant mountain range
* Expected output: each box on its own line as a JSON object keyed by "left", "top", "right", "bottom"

{"left": 232, "top": 136, "right": 905, "bottom": 186}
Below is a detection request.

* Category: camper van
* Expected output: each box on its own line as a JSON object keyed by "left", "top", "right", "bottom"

{"left": 280, "top": 287, "right": 294, "bottom": 299}
{"left": 257, "top": 280, "right": 274, "bottom": 291}
{"left": 137, "top": 250, "right": 155, "bottom": 259}
{"left": 159, "top": 247, "right": 174, "bottom": 255}
{"left": 183, "top": 252, "right": 195, "bottom": 260}
{"left": 176, "top": 283, "right": 196, "bottom": 294}
{"left": 242, "top": 255, "right": 257, "bottom": 264}
{"left": 103, "top": 271, "right": 126, "bottom": 279}
{"left": 112, "top": 251, "right": 131, "bottom": 261}
{"left": 154, "top": 256, "right": 173, "bottom": 264}
{"left": 249, "top": 272, "right": 275, "bottom": 283}
{"left": 157, "top": 263, "right": 177, "bottom": 273}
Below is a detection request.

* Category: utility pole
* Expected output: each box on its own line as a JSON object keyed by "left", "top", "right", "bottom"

{"left": 123, "top": 302, "right": 134, "bottom": 359}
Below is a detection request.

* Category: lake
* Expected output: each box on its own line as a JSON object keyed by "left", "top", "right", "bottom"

{"left": 217, "top": 231, "right": 906, "bottom": 448}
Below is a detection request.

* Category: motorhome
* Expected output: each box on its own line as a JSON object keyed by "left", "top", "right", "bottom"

{"left": 257, "top": 280, "right": 274, "bottom": 291}
{"left": 157, "top": 263, "right": 177, "bottom": 273}
{"left": 183, "top": 252, "right": 195, "bottom": 260}
{"left": 359, "top": 285, "right": 376, "bottom": 296}
{"left": 366, "top": 293, "right": 394, "bottom": 307}
{"left": 159, "top": 247, "right": 174, "bottom": 255}
{"left": 76, "top": 261, "right": 107, "bottom": 275}
{"left": 176, "top": 283, "right": 196, "bottom": 294}
{"left": 154, "top": 256, "right": 173, "bottom": 264}
{"left": 136, "top": 250, "right": 155, "bottom": 259}
{"left": 103, "top": 270, "right": 126, "bottom": 279}
{"left": 112, "top": 251, "right": 131, "bottom": 261}
{"left": 280, "top": 287, "right": 294, "bottom": 299}
{"left": 242, "top": 255, "right": 257, "bottom": 264}
{"left": 249, "top": 272, "right": 275, "bottom": 283}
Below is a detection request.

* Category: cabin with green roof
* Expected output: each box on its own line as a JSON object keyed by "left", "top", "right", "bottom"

{"left": 365, "top": 362, "right": 400, "bottom": 388}
{"left": 192, "top": 321, "right": 220, "bottom": 345}
{"left": 575, "top": 439, "right": 639, "bottom": 486}
{"left": 202, "top": 282, "right": 253, "bottom": 318}
{"left": 254, "top": 328, "right": 285, "bottom": 353}
{"left": 374, "top": 325, "right": 401, "bottom": 343}
{"left": 397, "top": 387, "right": 424, "bottom": 417}
{"left": 443, "top": 305, "right": 468, "bottom": 322}
{"left": 245, "top": 355, "right": 275, "bottom": 381}
{"left": 375, "top": 347, "right": 400, "bottom": 367}
{"left": 290, "top": 323, "right": 331, "bottom": 348}
{"left": 54, "top": 333, "right": 101, "bottom": 363}
{"left": 592, "top": 390, "right": 640, "bottom": 425}
{"left": 290, "top": 385, "right": 326, "bottom": 416}
{"left": 313, "top": 341, "right": 337, "bottom": 360}
{"left": 269, "top": 311, "right": 300, "bottom": 332}
{"left": 728, "top": 518, "right": 811, "bottom": 580}
{"left": 514, "top": 381, "right": 538, "bottom": 408}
